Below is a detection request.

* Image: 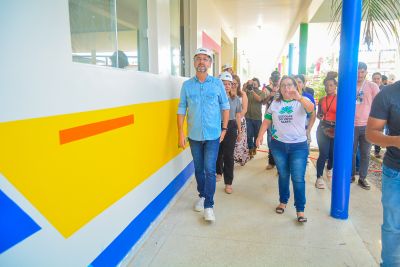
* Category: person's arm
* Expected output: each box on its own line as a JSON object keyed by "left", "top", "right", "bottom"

{"left": 177, "top": 86, "right": 187, "bottom": 148}
{"left": 218, "top": 79, "right": 230, "bottom": 143}
{"left": 177, "top": 114, "right": 186, "bottom": 148}
{"left": 316, "top": 99, "right": 323, "bottom": 120}
{"left": 366, "top": 118, "right": 400, "bottom": 147}
{"left": 220, "top": 110, "right": 229, "bottom": 142}
{"left": 253, "top": 90, "right": 267, "bottom": 103}
{"left": 307, "top": 111, "right": 317, "bottom": 132}
{"left": 289, "top": 89, "right": 314, "bottom": 112}
{"left": 252, "top": 91, "right": 262, "bottom": 102}
{"left": 297, "top": 96, "right": 314, "bottom": 113}
{"left": 299, "top": 96, "right": 314, "bottom": 113}
{"left": 241, "top": 93, "right": 248, "bottom": 117}
{"left": 256, "top": 118, "right": 272, "bottom": 147}
{"left": 236, "top": 111, "right": 242, "bottom": 141}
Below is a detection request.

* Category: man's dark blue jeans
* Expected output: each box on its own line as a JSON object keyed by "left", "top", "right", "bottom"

{"left": 189, "top": 138, "right": 220, "bottom": 208}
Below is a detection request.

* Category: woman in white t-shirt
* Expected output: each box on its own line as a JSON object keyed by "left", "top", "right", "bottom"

{"left": 256, "top": 76, "right": 314, "bottom": 223}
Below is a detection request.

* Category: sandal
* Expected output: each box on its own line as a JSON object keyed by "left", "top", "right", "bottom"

{"left": 297, "top": 216, "right": 308, "bottom": 223}
{"left": 275, "top": 204, "right": 286, "bottom": 214}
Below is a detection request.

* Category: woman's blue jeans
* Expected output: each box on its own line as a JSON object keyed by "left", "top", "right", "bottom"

{"left": 188, "top": 138, "right": 220, "bottom": 208}
{"left": 381, "top": 164, "right": 400, "bottom": 266}
{"left": 270, "top": 139, "right": 308, "bottom": 212}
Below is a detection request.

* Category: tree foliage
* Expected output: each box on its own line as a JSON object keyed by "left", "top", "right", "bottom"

{"left": 329, "top": 0, "right": 400, "bottom": 49}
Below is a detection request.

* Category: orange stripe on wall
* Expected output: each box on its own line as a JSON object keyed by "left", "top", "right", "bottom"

{"left": 59, "top": 115, "right": 134, "bottom": 144}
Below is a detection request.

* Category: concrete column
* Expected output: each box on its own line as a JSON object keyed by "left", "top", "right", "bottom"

{"left": 233, "top": 37, "right": 238, "bottom": 73}
{"left": 298, "top": 23, "right": 308, "bottom": 75}
{"left": 331, "top": 0, "right": 362, "bottom": 220}
{"left": 288, "top": 43, "right": 294, "bottom": 75}
{"left": 281, "top": 56, "right": 287, "bottom": 75}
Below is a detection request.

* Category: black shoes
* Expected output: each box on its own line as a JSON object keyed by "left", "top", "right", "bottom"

{"left": 358, "top": 178, "right": 371, "bottom": 190}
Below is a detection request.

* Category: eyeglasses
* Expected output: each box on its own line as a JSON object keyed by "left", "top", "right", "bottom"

{"left": 281, "top": 83, "right": 294, "bottom": 88}
{"left": 194, "top": 57, "right": 210, "bottom": 62}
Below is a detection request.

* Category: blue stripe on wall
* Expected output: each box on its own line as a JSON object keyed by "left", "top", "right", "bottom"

{"left": 0, "top": 190, "right": 41, "bottom": 254}
{"left": 89, "top": 161, "right": 194, "bottom": 267}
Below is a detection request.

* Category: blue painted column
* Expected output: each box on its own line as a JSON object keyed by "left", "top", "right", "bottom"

{"left": 288, "top": 43, "right": 294, "bottom": 75}
{"left": 330, "top": 0, "right": 362, "bottom": 219}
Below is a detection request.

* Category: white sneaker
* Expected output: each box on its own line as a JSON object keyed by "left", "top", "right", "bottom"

{"left": 204, "top": 208, "right": 215, "bottom": 222}
{"left": 326, "top": 169, "right": 332, "bottom": 178}
{"left": 315, "top": 178, "right": 325, "bottom": 189}
{"left": 193, "top": 197, "right": 205, "bottom": 212}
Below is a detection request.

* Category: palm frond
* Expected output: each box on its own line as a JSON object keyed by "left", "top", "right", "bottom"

{"left": 329, "top": 0, "right": 400, "bottom": 50}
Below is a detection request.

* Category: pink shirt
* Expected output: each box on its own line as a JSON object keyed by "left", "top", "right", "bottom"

{"left": 355, "top": 80, "right": 380, "bottom": 126}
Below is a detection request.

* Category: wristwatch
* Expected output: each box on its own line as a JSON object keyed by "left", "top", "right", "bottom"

{"left": 222, "top": 127, "right": 228, "bottom": 131}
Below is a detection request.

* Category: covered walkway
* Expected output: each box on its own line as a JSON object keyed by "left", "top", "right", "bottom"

{"left": 129, "top": 148, "right": 381, "bottom": 266}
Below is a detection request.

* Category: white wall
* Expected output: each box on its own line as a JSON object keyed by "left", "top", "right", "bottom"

{"left": 148, "top": 0, "right": 172, "bottom": 74}
{"left": 196, "top": 0, "right": 234, "bottom": 69}
{"left": 0, "top": 1, "right": 192, "bottom": 266}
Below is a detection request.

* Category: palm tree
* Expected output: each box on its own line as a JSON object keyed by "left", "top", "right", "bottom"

{"left": 330, "top": 0, "right": 400, "bottom": 49}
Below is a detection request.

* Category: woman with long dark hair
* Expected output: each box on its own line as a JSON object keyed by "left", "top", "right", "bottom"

{"left": 256, "top": 76, "right": 314, "bottom": 223}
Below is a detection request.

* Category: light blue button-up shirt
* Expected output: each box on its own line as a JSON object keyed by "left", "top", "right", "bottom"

{"left": 177, "top": 75, "right": 230, "bottom": 141}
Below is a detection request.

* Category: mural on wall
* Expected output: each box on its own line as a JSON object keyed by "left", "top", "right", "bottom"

{"left": 0, "top": 99, "right": 193, "bottom": 266}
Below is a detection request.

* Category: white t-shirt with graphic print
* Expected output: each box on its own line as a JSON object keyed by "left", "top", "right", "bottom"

{"left": 265, "top": 99, "right": 310, "bottom": 143}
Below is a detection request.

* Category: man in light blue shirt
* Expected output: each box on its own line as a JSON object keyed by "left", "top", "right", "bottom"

{"left": 177, "top": 48, "right": 229, "bottom": 222}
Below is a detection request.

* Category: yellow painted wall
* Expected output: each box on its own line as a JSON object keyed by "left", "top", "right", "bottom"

{"left": 0, "top": 99, "right": 182, "bottom": 238}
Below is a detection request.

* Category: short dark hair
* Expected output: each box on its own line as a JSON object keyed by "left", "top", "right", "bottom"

{"left": 294, "top": 74, "right": 305, "bottom": 84}
{"left": 252, "top": 77, "right": 260, "bottom": 87}
{"left": 372, "top": 72, "right": 382, "bottom": 78}
{"left": 270, "top": 71, "right": 281, "bottom": 82}
{"left": 382, "top": 75, "right": 388, "bottom": 81}
{"left": 358, "top": 62, "right": 368, "bottom": 70}
{"left": 323, "top": 77, "right": 338, "bottom": 87}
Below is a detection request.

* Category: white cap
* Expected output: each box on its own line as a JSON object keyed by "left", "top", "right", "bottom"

{"left": 219, "top": 71, "right": 233, "bottom": 82}
{"left": 222, "top": 64, "right": 232, "bottom": 70}
{"left": 194, "top": 47, "right": 213, "bottom": 59}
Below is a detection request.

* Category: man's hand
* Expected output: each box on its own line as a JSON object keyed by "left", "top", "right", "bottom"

{"left": 178, "top": 132, "right": 186, "bottom": 148}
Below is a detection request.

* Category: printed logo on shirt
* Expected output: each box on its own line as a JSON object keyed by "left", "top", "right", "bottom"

{"left": 271, "top": 124, "right": 279, "bottom": 140}
{"left": 279, "top": 106, "right": 294, "bottom": 114}
{"left": 277, "top": 106, "right": 293, "bottom": 124}
{"left": 356, "top": 90, "right": 364, "bottom": 105}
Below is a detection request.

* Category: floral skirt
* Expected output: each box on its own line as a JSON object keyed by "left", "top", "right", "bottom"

{"left": 234, "top": 117, "right": 250, "bottom": 166}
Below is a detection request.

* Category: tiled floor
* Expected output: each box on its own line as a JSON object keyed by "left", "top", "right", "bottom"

{"left": 128, "top": 150, "right": 381, "bottom": 267}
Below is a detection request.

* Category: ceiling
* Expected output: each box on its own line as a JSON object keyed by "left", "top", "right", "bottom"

{"left": 212, "top": 0, "right": 328, "bottom": 80}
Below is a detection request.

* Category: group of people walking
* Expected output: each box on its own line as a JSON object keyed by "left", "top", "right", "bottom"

{"left": 177, "top": 47, "right": 399, "bottom": 266}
